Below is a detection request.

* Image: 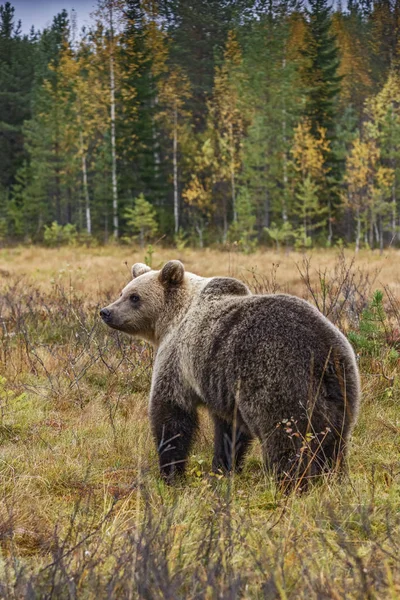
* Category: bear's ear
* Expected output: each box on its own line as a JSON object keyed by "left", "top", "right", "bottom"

{"left": 131, "top": 263, "right": 151, "bottom": 279}
{"left": 159, "top": 260, "right": 185, "bottom": 286}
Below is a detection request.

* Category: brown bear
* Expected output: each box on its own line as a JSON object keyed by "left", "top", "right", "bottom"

{"left": 100, "top": 260, "right": 361, "bottom": 485}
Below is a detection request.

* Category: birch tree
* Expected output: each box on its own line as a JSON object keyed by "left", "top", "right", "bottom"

{"left": 158, "top": 67, "right": 191, "bottom": 234}
{"left": 291, "top": 118, "right": 329, "bottom": 245}
{"left": 95, "top": 0, "right": 123, "bottom": 239}
{"left": 207, "top": 31, "right": 246, "bottom": 238}
{"left": 366, "top": 71, "right": 400, "bottom": 241}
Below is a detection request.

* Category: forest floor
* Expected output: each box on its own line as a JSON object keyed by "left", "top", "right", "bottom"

{"left": 0, "top": 245, "right": 399, "bottom": 598}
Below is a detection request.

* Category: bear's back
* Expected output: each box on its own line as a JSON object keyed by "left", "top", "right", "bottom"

{"left": 180, "top": 291, "right": 359, "bottom": 417}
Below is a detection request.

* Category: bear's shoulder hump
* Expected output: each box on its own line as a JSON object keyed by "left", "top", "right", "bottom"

{"left": 201, "top": 277, "right": 251, "bottom": 298}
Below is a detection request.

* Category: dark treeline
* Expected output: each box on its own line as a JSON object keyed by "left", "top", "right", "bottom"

{"left": 1, "top": 0, "right": 400, "bottom": 250}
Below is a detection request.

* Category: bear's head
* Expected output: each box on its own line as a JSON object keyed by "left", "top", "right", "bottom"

{"left": 100, "top": 260, "right": 197, "bottom": 345}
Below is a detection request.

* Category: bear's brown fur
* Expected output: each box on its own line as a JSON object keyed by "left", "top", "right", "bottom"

{"left": 101, "top": 260, "right": 361, "bottom": 485}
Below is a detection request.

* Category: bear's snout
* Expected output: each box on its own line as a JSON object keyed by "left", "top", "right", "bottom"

{"left": 100, "top": 308, "right": 112, "bottom": 322}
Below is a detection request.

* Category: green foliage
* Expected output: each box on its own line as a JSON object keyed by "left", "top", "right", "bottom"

{"left": 228, "top": 188, "right": 257, "bottom": 253}
{"left": 302, "top": 0, "right": 341, "bottom": 136}
{"left": 293, "top": 176, "right": 328, "bottom": 245}
{"left": 265, "top": 221, "right": 295, "bottom": 251}
{"left": 0, "top": 219, "right": 6, "bottom": 241}
{"left": 0, "top": 2, "right": 36, "bottom": 190}
{"left": 2, "top": 0, "right": 400, "bottom": 248}
{"left": 293, "top": 226, "right": 313, "bottom": 251}
{"left": 124, "top": 194, "right": 158, "bottom": 248}
{"left": 174, "top": 228, "right": 188, "bottom": 251}
{"left": 348, "top": 290, "right": 399, "bottom": 362}
{"left": 43, "top": 222, "right": 78, "bottom": 247}
{"left": 144, "top": 244, "right": 155, "bottom": 268}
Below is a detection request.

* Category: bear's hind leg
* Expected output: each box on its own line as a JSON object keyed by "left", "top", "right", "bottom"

{"left": 261, "top": 426, "right": 346, "bottom": 489}
{"left": 212, "top": 414, "right": 253, "bottom": 474}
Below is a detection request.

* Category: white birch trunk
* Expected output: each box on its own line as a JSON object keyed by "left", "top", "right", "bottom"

{"left": 392, "top": 180, "right": 396, "bottom": 242}
{"left": 109, "top": 3, "right": 118, "bottom": 239}
{"left": 230, "top": 122, "right": 237, "bottom": 222}
{"left": 281, "top": 57, "right": 288, "bottom": 223}
{"left": 374, "top": 221, "right": 379, "bottom": 245}
{"left": 173, "top": 103, "right": 179, "bottom": 234}
{"left": 195, "top": 223, "right": 204, "bottom": 248}
{"left": 79, "top": 130, "right": 91, "bottom": 235}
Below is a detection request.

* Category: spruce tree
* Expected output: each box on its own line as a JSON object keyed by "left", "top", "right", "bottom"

{"left": 301, "top": 0, "right": 342, "bottom": 243}
{"left": 302, "top": 0, "right": 341, "bottom": 138}
{"left": 0, "top": 2, "right": 35, "bottom": 190}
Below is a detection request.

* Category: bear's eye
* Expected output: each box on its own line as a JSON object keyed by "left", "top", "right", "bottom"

{"left": 130, "top": 294, "right": 140, "bottom": 304}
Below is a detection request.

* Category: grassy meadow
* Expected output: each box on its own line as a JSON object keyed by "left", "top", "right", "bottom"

{"left": 0, "top": 245, "right": 400, "bottom": 598}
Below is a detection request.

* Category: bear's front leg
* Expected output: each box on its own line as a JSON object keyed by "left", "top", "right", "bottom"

{"left": 150, "top": 395, "right": 199, "bottom": 482}
{"left": 212, "top": 414, "right": 253, "bottom": 474}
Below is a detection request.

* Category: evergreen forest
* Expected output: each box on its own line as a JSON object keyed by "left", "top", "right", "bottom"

{"left": 1, "top": 0, "right": 400, "bottom": 250}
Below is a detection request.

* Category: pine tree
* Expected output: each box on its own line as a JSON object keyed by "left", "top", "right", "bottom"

{"left": 228, "top": 187, "right": 257, "bottom": 252}
{"left": 17, "top": 10, "right": 72, "bottom": 237}
{"left": 124, "top": 193, "right": 158, "bottom": 247}
{"left": 0, "top": 2, "right": 36, "bottom": 191}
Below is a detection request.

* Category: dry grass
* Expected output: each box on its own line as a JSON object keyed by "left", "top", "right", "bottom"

{"left": 2, "top": 244, "right": 400, "bottom": 293}
{"left": 0, "top": 245, "right": 399, "bottom": 598}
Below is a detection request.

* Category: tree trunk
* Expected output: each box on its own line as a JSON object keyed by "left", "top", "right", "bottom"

{"left": 79, "top": 131, "right": 91, "bottom": 235}
{"left": 54, "top": 98, "right": 61, "bottom": 224}
{"left": 109, "top": 3, "right": 118, "bottom": 239}
{"left": 281, "top": 57, "right": 288, "bottom": 223}
{"left": 374, "top": 221, "right": 379, "bottom": 246}
{"left": 355, "top": 208, "right": 360, "bottom": 253}
{"left": 55, "top": 141, "right": 61, "bottom": 224}
{"left": 264, "top": 189, "right": 270, "bottom": 229}
{"left": 392, "top": 180, "right": 396, "bottom": 242}
{"left": 104, "top": 208, "right": 108, "bottom": 244}
{"left": 327, "top": 198, "right": 332, "bottom": 247}
{"left": 195, "top": 223, "right": 203, "bottom": 248}
{"left": 173, "top": 104, "right": 179, "bottom": 234}
{"left": 369, "top": 210, "right": 374, "bottom": 248}
{"left": 230, "top": 122, "right": 236, "bottom": 222}
{"left": 223, "top": 199, "right": 228, "bottom": 243}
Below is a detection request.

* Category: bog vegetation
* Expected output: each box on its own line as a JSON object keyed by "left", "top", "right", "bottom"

{"left": 2, "top": 0, "right": 400, "bottom": 250}
{"left": 0, "top": 246, "right": 399, "bottom": 597}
